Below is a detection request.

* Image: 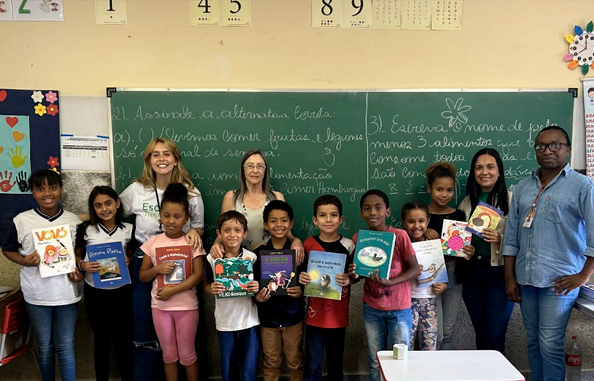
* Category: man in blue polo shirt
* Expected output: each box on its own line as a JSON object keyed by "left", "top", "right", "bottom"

{"left": 502, "top": 125, "right": 594, "bottom": 381}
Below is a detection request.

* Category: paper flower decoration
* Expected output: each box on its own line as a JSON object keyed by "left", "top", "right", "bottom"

{"left": 31, "top": 91, "right": 44, "bottom": 103}
{"left": 45, "top": 91, "right": 58, "bottom": 104}
{"left": 34, "top": 104, "right": 47, "bottom": 116}
{"left": 564, "top": 21, "right": 594, "bottom": 75}
{"left": 47, "top": 156, "right": 59, "bottom": 168}
{"left": 47, "top": 104, "right": 59, "bottom": 116}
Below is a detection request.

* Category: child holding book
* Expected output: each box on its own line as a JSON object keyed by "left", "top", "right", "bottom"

{"left": 139, "top": 183, "right": 205, "bottom": 381}
{"left": 401, "top": 201, "right": 447, "bottom": 351}
{"left": 1, "top": 169, "right": 82, "bottom": 381}
{"left": 299, "top": 195, "right": 354, "bottom": 381}
{"left": 253, "top": 200, "right": 306, "bottom": 381}
{"left": 348, "top": 189, "right": 419, "bottom": 381}
{"left": 203, "top": 210, "right": 260, "bottom": 381}
{"left": 424, "top": 162, "right": 473, "bottom": 350}
{"left": 75, "top": 186, "right": 133, "bottom": 381}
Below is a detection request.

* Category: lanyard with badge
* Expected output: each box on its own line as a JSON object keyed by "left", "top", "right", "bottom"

{"left": 523, "top": 183, "right": 546, "bottom": 228}
{"left": 154, "top": 184, "right": 163, "bottom": 234}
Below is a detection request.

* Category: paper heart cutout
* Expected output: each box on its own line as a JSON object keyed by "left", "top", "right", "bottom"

{"left": 0, "top": 90, "right": 6, "bottom": 102}
{"left": 6, "top": 117, "right": 18, "bottom": 128}
{"left": 13, "top": 131, "right": 25, "bottom": 142}
{"left": 0, "top": 147, "right": 3, "bottom": 156}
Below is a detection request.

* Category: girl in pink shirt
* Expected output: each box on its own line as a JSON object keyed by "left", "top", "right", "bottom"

{"left": 140, "top": 183, "right": 205, "bottom": 381}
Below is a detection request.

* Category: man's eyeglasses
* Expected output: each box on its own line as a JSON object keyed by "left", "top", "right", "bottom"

{"left": 534, "top": 142, "right": 569, "bottom": 153}
{"left": 244, "top": 163, "right": 266, "bottom": 171}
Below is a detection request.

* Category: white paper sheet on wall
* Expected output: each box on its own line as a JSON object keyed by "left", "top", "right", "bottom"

{"left": 432, "top": 0, "right": 462, "bottom": 30}
{"left": 401, "top": 0, "right": 430, "bottom": 30}
{"left": 372, "top": 0, "right": 401, "bottom": 29}
{"left": 61, "top": 135, "right": 110, "bottom": 171}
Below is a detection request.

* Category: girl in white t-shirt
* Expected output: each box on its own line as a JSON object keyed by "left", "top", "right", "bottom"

{"left": 75, "top": 185, "right": 133, "bottom": 381}
{"left": 402, "top": 201, "right": 447, "bottom": 351}
{"left": 119, "top": 138, "right": 205, "bottom": 379}
{"left": 139, "top": 183, "right": 205, "bottom": 381}
{"left": 1, "top": 169, "right": 82, "bottom": 381}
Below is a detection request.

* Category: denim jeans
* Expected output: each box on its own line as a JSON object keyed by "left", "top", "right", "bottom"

{"left": 217, "top": 326, "right": 259, "bottom": 381}
{"left": 363, "top": 303, "right": 411, "bottom": 381}
{"left": 519, "top": 285, "right": 578, "bottom": 381}
{"left": 131, "top": 252, "right": 164, "bottom": 381}
{"left": 304, "top": 325, "right": 346, "bottom": 381}
{"left": 437, "top": 259, "right": 463, "bottom": 350}
{"left": 25, "top": 302, "right": 78, "bottom": 381}
{"left": 462, "top": 257, "right": 514, "bottom": 353}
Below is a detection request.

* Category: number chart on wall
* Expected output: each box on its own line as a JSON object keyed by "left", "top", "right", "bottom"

{"left": 110, "top": 90, "right": 573, "bottom": 245}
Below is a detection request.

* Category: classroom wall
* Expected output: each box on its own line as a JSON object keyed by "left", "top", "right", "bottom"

{"left": 2, "top": 0, "right": 594, "bottom": 379}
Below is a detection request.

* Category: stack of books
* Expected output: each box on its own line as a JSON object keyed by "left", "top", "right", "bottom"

{"left": 580, "top": 283, "right": 594, "bottom": 301}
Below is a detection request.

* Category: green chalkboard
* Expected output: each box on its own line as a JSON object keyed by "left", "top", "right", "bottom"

{"left": 110, "top": 90, "right": 574, "bottom": 245}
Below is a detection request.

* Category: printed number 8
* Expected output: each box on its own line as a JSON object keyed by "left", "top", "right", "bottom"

{"left": 321, "top": 0, "right": 333, "bottom": 16}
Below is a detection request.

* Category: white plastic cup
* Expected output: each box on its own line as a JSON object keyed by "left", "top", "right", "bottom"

{"left": 393, "top": 343, "right": 408, "bottom": 360}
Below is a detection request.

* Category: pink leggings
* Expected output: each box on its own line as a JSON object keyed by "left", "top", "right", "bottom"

{"left": 152, "top": 309, "right": 198, "bottom": 366}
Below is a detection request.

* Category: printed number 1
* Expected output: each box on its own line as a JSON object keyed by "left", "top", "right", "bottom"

{"left": 107, "top": 0, "right": 115, "bottom": 12}
{"left": 19, "top": 0, "right": 31, "bottom": 14}
{"left": 198, "top": 0, "right": 211, "bottom": 13}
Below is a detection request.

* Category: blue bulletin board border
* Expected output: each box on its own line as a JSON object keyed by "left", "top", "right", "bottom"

{"left": 0, "top": 88, "right": 61, "bottom": 239}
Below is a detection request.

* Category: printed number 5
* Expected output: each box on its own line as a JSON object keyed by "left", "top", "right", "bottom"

{"left": 230, "top": 0, "right": 241, "bottom": 14}
{"left": 19, "top": 0, "right": 31, "bottom": 14}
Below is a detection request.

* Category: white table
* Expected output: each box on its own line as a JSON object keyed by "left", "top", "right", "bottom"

{"left": 575, "top": 296, "right": 594, "bottom": 319}
{"left": 377, "top": 350, "right": 525, "bottom": 381}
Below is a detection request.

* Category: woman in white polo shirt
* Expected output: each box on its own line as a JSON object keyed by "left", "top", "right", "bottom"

{"left": 119, "top": 137, "right": 204, "bottom": 381}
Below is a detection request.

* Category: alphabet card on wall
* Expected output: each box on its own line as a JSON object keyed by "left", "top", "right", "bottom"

{"left": 0, "top": 115, "right": 31, "bottom": 194}
{"left": 342, "top": 0, "right": 371, "bottom": 29}
{"left": 11, "top": 0, "right": 63, "bottom": 21}
{"left": 372, "top": 0, "right": 401, "bottom": 29}
{"left": 401, "top": 0, "right": 430, "bottom": 30}
{"left": 220, "top": 0, "right": 250, "bottom": 26}
{"left": 33, "top": 224, "right": 76, "bottom": 278}
{"left": 312, "top": 0, "right": 341, "bottom": 28}
{"left": 95, "top": 0, "right": 127, "bottom": 25}
{"left": 432, "top": 0, "right": 462, "bottom": 30}
{"left": 0, "top": 0, "right": 13, "bottom": 21}
{"left": 189, "top": 0, "right": 220, "bottom": 26}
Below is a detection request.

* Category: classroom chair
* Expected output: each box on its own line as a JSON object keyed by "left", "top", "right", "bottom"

{"left": 0, "top": 298, "right": 29, "bottom": 367}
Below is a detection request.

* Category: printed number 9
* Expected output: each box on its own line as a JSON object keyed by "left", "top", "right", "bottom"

{"left": 352, "top": 0, "right": 364, "bottom": 16}
{"left": 321, "top": 0, "right": 333, "bottom": 16}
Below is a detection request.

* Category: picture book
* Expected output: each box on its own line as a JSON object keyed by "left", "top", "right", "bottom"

{"left": 304, "top": 251, "right": 347, "bottom": 301}
{"left": 412, "top": 239, "right": 448, "bottom": 287}
{"left": 214, "top": 257, "right": 255, "bottom": 299}
{"left": 155, "top": 245, "right": 193, "bottom": 288}
{"left": 466, "top": 201, "right": 503, "bottom": 238}
{"left": 259, "top": 249, "right": 297, "bottom": 296}
{"left": 353, "top": 229, "right": 395, "bottom": 279}
{"left": 32, "top": 224, "right": 76, "bottom": 278}
{"left": 86, "top": 242, "right": 131, "bottom": 288}
{"left": 441, "top": 219, "right": 472, "bottom": 257}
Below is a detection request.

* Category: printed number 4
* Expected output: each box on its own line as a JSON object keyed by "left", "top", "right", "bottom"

{"left": 198, "top": 0, "right": 211, "bottom": 13}
{"left": 19, "top": 0, "right": 31, "bottom": 14}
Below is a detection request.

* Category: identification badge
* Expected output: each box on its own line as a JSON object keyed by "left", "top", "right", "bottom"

{"left": 522, "top": 207, "right": 535, "bottom": 228}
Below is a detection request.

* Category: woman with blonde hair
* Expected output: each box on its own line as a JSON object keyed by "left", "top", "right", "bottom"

{"left": 120, "top": 137, "right": 204, "bottom": 381}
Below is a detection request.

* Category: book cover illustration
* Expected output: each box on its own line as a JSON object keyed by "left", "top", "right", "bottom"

{"left": 214, "top": 257, "right": 255, "bottom": 299}
{"left": 466, "top": 201, "right": 503, "bottom": 238}
{"left": 259, "top": 249, "right": 297, "bottom": 296}
{"left": 155, "top": 246, "right": 193, "bottom": 288}
{"left": 412, "top": 239, "right": 448, "bottom": 287}
{"left": 441, "top": 219, "right": 472, "bottom": 257}
{"left": 353, "top": 229, "right": 395, "bottom": 279}
{"left": 86, "top": 242, "right": 131, "bottom": 288}
{"left": 304, "top": 251, "right": 347, "bottom": 301}
{"left": 32, "top": 224, "right": 76, "bottom": 278}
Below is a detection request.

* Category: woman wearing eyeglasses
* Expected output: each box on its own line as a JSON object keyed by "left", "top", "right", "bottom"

{"left": 211, "top": 148, "right": 304, "bottom": 260}
{"left": 456, "top": 148, "right": 514, "bottom": 354}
